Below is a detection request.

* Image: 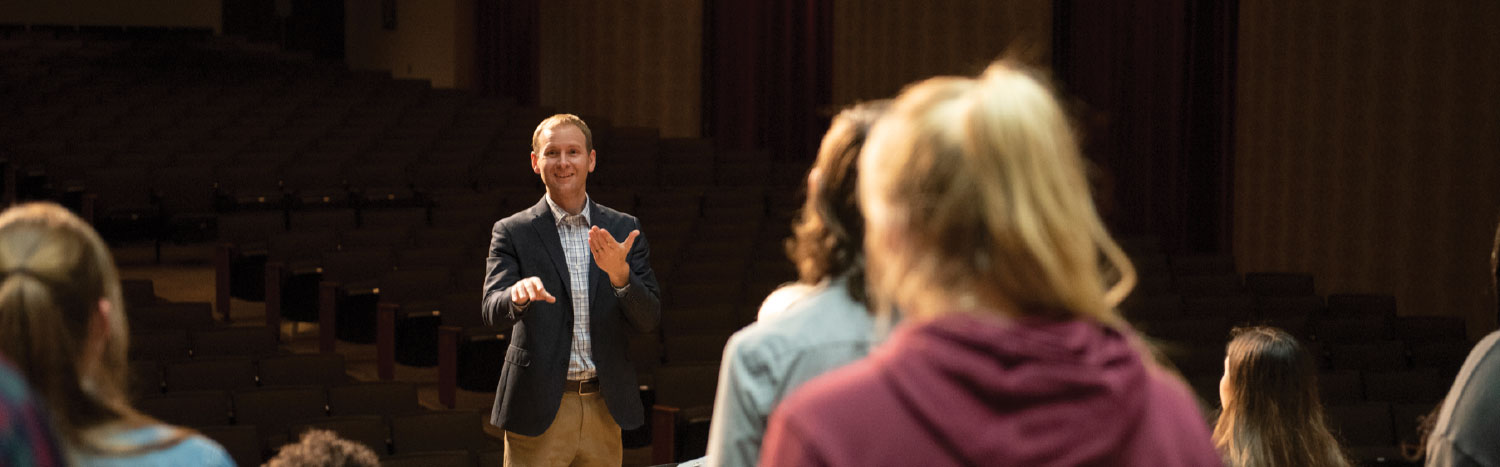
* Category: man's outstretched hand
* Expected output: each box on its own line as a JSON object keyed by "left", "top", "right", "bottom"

{"left": 511, "top": 276, "right": 556, "bottom": 307}
{"left": 590, "top": 227, "right": 638, "bottom": 287}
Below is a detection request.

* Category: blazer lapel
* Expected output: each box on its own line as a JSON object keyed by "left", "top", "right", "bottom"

{"left": 587, "top": 199, "right": 606, "bottom": 310}
{"left": 526, "top": 199, "right": 572, "bottom": 305}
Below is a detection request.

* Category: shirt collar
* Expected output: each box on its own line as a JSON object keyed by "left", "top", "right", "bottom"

{"left": 544, "top": 193, "right": 591, "bottom": 226}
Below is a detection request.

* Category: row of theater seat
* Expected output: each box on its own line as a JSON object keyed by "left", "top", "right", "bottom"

{"left": 1117, "top": 245, "right": 1470, "bottom": 465}
{"left": 118, "top": 276, "right": 505, "bottom": 466}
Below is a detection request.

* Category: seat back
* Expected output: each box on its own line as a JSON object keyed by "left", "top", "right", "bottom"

{"left": 259, "top": 353, "right": 348, "bottom": 387}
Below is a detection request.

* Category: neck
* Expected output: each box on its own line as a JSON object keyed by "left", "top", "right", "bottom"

{"left": 549, "top": 191, "right": 587, "bottom": 216}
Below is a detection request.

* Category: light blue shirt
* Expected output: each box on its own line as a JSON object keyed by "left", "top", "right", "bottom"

{"left": 73, "top": 424, "right": 234, "bottom": 467}
{"left": 701, "top": 276, "right": 874, "bottom": 467}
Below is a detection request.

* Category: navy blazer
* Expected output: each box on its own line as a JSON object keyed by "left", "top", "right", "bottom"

{"left": 482, "top": 197, "right": 662, "bottom": 436}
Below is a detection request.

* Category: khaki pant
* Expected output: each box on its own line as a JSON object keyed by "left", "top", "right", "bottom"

{"left": 504, "top": 392, "right": 622, "bottom": 467}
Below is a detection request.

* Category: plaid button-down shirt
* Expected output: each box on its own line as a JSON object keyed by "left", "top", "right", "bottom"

{"left": 546, "top": 195, "right": 597, "bottom": 381}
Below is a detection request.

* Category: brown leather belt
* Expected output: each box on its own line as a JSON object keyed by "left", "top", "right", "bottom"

{"left": 565, "top": 378, "right": 600, "bottom": 395}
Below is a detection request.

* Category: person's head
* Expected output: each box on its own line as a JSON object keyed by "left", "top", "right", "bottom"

{"left": 266, "top": 429, "right": 380, "bottom": 467}
{"left": 0, "top": 202, "right": 143, "bottom": 453}
{"left": 786, "top": 100, "right": 887, "bottom": 305}
{"left": 857, "top": 60, "right": 1135, "bottom": 322}
{"left": 1215, "top": 326, "right": 1348, "bottom": 467}
{"left": 531, "top": 114, "right": 597, "bottom": 206}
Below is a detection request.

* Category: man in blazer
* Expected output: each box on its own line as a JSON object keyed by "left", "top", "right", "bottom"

{"left": 482, "top": 114, "right": 662, "bottom": 467}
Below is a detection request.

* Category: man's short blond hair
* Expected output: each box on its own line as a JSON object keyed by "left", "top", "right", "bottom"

{"left": 531, "top": 114, "right": 594, "bottom": 153}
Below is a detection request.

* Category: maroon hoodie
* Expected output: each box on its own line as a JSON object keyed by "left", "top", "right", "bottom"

{"left": 760, "top": 312, "right": 1222, "bottom": 467}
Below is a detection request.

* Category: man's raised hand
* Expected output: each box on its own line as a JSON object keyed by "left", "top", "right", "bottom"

{"left": 589, "top": 227, "right": 638, "bottom": 287}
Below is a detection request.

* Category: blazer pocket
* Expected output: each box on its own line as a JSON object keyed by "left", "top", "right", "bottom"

{"left": 504, "top": 344, "right": 530, "bottom": 367}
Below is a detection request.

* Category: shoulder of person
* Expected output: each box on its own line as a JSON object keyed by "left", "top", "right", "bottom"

{"left": 590, "top": 202, "right": 638, "bottom": 225}
{"left": 495, "top": 204, "right": 543, "bottom": 230}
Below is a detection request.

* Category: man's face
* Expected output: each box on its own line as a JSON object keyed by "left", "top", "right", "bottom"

{"left": 531, "top": 124, "right": 595, "bottom": 200}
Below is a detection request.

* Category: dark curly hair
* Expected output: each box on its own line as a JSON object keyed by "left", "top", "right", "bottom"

{"left": 785, "top": 101, "right": 888, "bottom": 306}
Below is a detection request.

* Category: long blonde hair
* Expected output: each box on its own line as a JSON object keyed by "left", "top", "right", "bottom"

{"left": 858, "top": 60, "right": 1135, "bottom": 323}
{"left": 0, "top": 202, "right": 182, "bottom": 455}
{"left": 1214, "top": 327, "right": 1349, "bottom": 467}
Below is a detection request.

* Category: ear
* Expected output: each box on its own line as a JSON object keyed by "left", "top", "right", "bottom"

{"left": 531, "top": 152, "right": 541, "bottom": 174}
{"left": 587, "top": 149, "right": 597, "bottom": 173}
{"left": 807, "top": 167, "right": 823, "bottom": 196}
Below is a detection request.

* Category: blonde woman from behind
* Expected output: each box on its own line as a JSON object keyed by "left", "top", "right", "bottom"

{"left": 0, "top": 202, "right": 233, "bottom": 466}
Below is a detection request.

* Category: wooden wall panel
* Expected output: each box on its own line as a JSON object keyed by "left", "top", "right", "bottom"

{"left": 537, "top": 0, "right": 702, "bottom": 138}
{"left": 831, "top": 0, "right": 1051, "bottom": 106}
{"left": 1234, "top": 0, "right": 1500, "bottom": 336}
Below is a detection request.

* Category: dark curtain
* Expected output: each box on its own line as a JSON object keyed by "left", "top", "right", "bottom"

{"left": 704, "top": 0, "right": 834, "bottom": 160}
{"left": 1053, "top": 0, "right": 1238, "bottom": 254}
{"left": 476, "top": 0, "right": 540, "bottom": 105}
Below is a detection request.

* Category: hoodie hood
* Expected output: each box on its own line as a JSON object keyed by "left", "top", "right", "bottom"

{"left": 876, "top": 311, "right": 1161, "bottom": 465}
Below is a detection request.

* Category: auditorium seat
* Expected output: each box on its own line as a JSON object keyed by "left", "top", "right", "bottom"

{"left": 1137, "top": 317, "right": 1233, "bottom": 346}
{"left": 120, "top": 278, "right": 157, "bottom": 308}
{"left": 431, "top": 205, "right": 502, "bottom": 230}
{"left": 266, "top": 229, "right": 340, "bottom": 324}
{"left": 1255, "top": 295, "right": 1325, "bottom": 317}
{"left": 652, "top": 363, "right": 720, "bottom": 463}
{"left": 339, "top": 226, "right": 413, "bottom": 251}
{"left": 1318, "top": 370, "right": 1363, "bottom": 404}
{"left": 233, "top": 386, "right": 330, "bottom": 450}
{"left": 83, "top": 166, "right": 159, "bottom": 240}
{"left": 129, "top": 360, "right": 164, "bottom": 397}
{"left": 376, "top": 267, "right": 455, "bottom": 368}
{"left": 318, "top": 248, "right": 396, "bottom": 344}
{"left": 136, "top": 390, "right": 232, "bottom": 427}
{"left": 1410, "top": 341, "right": 1474, "bottom": 380}
{"left": 1169, "top": 254, "right": 1236, "bottom": 277}
{"left": 129, "top": 330, "right": 191, "bottom": 361}
{"left": 1325, "top": 402, "right": 1399, "bottom": 463}
{"left": 199, "top": 425, "right": 263, "bottom": 467}
{"left": 361, "top": 207, "right": 428, "bottom": 229}
{"left": 349, "top": 164, "right": 421, "bottom": 210}
{"left": 217, "top": 210, "right": 287, "bottom": 306}
{"left": 191, "top": 326, "right": 280, "bottom": 358}
{"left": 636, "top": 192, "right": 701, "bottom": 222}
{"left": 389, "top": 410, "right": 494, "bottom": 455}
{"left": 394, "top": 246, "right": 473, "bottom": 271}
{"left": 1392, "top": 402, "right": 1436, "bottom": 448}
{"left": 1395, "top": 316, "right": 1467, "bottom": 344}
{"left": 258, "top": 353, "right": 349, "bottom": 387}
{"left": 165, "top": 357, "right": 257, "bottom": 392}
{"left": 216, "top": 164, "right": 285, "bottom": 212}
{"left": 1326, "top": 293, "right": 1397, "bottom": 319}
{"left": 1173, "top": 274, "right": 1244, "bottom": 297}
{"left": 411, "top": 161, "right": 477, "bottom": 195}
{"left": 1182, "top": 295, "right": 1255, "bottom": 322}
{"left": 1328, "top": 342, "right": 1408, "bottom": 372}
{"left": 382, "top": 450, "right": 474, "bottom": 467}
{"left": 713, "top": 149, "right": 772, "bottom": 187}
{"left": 1364, "top": 368, "right": 1444, "bottom": 403}
{"left": 663, "top": 333, "right": 732, "bottom": 365}
{"left": 1165, "top": 343, "right": 1226, "bottom": 378}
{"left": 131, "top": 303, "right": 217, "bottom": 333}
{"left": 1121, "top": 293, "right": 1184, "bottom": 320}
{"left": 327, "top": 382, "right": 423, "bottom": 418}
{"left": 1243, "top": 272, "right": 1315, "bottom": 296}
{"left": 1312, "top": 316, "right": 1393, "bottom": 344}
{"left": 289, "top": 208, "right": 359, "bottom": 232}
{"left": 435, "top": 292, "right": 510, "bottom": 406}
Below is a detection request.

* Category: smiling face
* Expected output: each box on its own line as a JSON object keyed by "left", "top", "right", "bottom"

{"left": 531, "top": 123, "right": 595, "bottom": 208}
